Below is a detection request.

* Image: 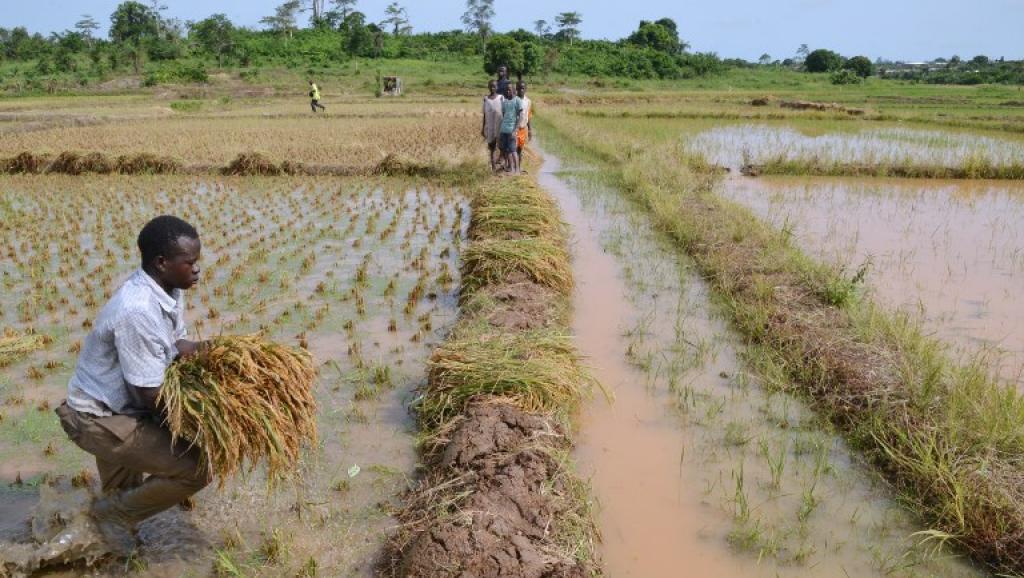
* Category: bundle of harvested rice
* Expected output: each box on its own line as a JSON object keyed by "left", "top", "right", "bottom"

{"left": 222, "top": 152, "right": 281, "bottom": 176}
{"left": 160, "top": 335, "right": 318, "bottom": 484}
{"left": 417, "top": 329, "right": 594, "bottom": 431}
{"left": 3, "top": 152, "right": 48, "bottom": 174}
{"left": 461, "top": 238, "right": 573, "bottom": 295}
{"left": 114, "top": 153, "right": 181, "bottom": 174}
{"left": 0, "top": 332, "right": 49, "bottom": 368}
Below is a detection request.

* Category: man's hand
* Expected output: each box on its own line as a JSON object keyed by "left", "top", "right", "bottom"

{"left": 175, "top": 339, "right": 206, "bottom": 359}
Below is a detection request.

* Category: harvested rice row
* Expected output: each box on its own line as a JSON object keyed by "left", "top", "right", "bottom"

{"left": 160, "top": 335, "right": 317, "bottom": 486}
{"left": 386, "top": 177, "right": 600, "bottom": 577}
{"left": 0, "top": 151, "right": 485, "bottom": 179}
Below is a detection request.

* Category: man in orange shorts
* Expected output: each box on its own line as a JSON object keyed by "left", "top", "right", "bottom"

{"left": 515, "top": 81, "right": 533, "bottom": 167}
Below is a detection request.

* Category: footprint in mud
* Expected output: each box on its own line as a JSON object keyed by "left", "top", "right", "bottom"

{"left": 0, "top": 481, "right": 211, "bottom": 577}
{"left": 0, "top": 481, "right": 110, "bottom": 577}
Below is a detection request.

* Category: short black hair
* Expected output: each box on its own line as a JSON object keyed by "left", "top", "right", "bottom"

{"left": 138, "top": 215, "right": 198, "bottom": 269}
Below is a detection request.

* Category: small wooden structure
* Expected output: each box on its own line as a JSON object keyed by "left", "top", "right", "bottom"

{"left": 383, "top": 76, "right": 402, "bottom": 96}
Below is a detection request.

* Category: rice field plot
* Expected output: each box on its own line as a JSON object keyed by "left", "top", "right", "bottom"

{"left": 556, "top": 161, "right": 985, "bottom": 577}
{"left": 721, "top": 176, "right": 1024, "bottom": 387}
{"left": 0, "top": 114, "right": 480, "bottom": 170}
{"left": 0, "top": 174, "right": 468, "bottom": 576}
{"left": 690, "top": 124, "right": 1024, "bottom": 174}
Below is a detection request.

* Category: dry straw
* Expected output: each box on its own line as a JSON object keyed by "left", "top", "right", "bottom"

{"left": 0, "top": 332, "right": 48, "bottom": 368}
{"left": 160, "top": 335, "right": 318, "bottom": 485}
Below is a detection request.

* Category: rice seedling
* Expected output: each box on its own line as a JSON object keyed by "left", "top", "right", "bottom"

{"left": 160, "top": 335, "right": 318, "bottom": 485}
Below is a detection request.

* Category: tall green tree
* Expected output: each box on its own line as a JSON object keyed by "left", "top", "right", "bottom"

{"left": 843, "top": 55, "right": 874, "bottom": 77}
{"left": 533, "top": 19, "right": 550, "bottom": 37}
{"left": 260, "top": 0, "right": 301, "bottom": 40}
{"left": 555, "top": 12, "right": 582, "bottom": 45}
{"left": 626, "top": 18, "right": 683, "bottom": 54}
{"left": 110, "top": 1, "right": 161, "bottom": 72}
{"left": 303, "top": 0, "right": 327, "bottom": 27}
{"left": 325, "top": 0, "right": 358, "bottom": 27}
{"left": 484, "top": 35, "right": 522, "bottom": 77}
{"left": 190, "top": 14, "right": 235, "bottom": 65}
{"left": 382, "top": 3, "right": 410, "bottom": 35}
{"left": 461, "top": 0, "right": 495, "bottom": 52}
{"left": 804, "top": 48, "right": 842, "bottom": 72}
{"left": 75, "top": 15, "right": 100, "bottom": 46}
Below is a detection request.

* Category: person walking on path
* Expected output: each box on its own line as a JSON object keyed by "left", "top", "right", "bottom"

{"left": 309, "top": 80, "right": 326, "bottom": 113}
{"left": 482, "top": 79, "right": 505, "bottom": 172}
{"left": 499, "top": 83, "right": 523, "bottom": 175}
{"left": 55, "top": 215, "right": 210, "bottom": 557}
{"left": 516, "top": 81, "right": 533, "bottom": 170}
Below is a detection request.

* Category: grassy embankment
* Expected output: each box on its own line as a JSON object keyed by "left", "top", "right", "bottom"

{"left": 384, "top": 176, "right": 600, "bottom": 576}
{"left": 538, "top": 110, "right": 1024, "bottom": 575}
{"left": 740, "top": 157, "right": 1024, "bottom": 180}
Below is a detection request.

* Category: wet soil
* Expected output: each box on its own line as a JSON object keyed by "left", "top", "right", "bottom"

{"left": 396, "top": 402, "right": 587, "bottom": 578}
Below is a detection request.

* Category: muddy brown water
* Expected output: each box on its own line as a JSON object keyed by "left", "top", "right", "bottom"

{"left": 538, "top": 148, "right": 984, "bottom": 577}
{"left": 721, "top": 174, "right": 1024, "bottom": 387}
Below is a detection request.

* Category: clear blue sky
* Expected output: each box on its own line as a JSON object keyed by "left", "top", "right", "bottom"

{"left": 4, "top": 0, "right": 1022, "bottom": 61}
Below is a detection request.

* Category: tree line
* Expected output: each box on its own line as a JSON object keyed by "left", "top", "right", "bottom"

{"left": 0, "top": 0, "right": 1018, "bottom": 92}
{"left": 0, "top": 0, "right": 730, "bottom": 90}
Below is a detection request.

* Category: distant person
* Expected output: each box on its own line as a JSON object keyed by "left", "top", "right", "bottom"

{"left": 496, "top": 65, "right": 511, "bottom": 102}
{"left": 516, "top": 81, "right": 533, "bottom": 169}
{"left": 309, "top": 80, "right": 326, "bottom": 113}
{"left": 482, "top": 80, "right": 505, "bottom": 172}
{"left": 499, "top": 83, "right": 523, "bottom": 175}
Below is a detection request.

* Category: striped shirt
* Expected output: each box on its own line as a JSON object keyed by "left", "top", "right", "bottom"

{"left": 66, "top": 269, "right": 187, "bottom": 417}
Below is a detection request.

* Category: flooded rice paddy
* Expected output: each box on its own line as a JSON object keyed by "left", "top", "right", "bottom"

{"left": 0, "top": 176, "right": 467, "bottom": 575}
{"left": 690, "top": 124, "right": 1024, "bottom": 169}
{"left": 720, "top": 175, "right": 1024, "bottom": 387}
{"left": 540, "top": 150, "right": 983, "bottom": 577}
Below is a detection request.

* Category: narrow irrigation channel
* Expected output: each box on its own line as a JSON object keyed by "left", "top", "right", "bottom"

{"left": 537, "top": 148, "right": 985, "bottom": 577}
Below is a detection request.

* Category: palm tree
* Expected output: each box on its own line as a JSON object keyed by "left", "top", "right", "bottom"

{"left": 555, "top": 12, "right": 582, "bottom": 45}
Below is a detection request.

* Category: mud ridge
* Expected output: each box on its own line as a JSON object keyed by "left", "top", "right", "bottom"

{"left": 0, "top": 151, "right": 486, "bottom": 179}
{"left": 382, "top": 176, "right": 598, "bottom": 577}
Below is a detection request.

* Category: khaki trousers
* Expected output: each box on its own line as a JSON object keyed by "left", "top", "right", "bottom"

{"left": 55, "top": 402, "right": 210, "bottom": 526}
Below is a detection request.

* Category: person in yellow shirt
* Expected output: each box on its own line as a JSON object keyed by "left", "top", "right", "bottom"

{"left": 309, "top": 80, "right": 326, "bottom": 113}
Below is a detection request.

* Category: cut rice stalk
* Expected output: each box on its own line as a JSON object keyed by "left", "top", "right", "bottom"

{"left": 160, "top": 335, "right": 318, "bottom": 485}
{"left": 0, "top": 332, "right": 49, "bottom": 368}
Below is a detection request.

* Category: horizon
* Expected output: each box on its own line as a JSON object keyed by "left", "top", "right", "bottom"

{"left": 4, "top": 0, "right": 1022, "bottom": 63}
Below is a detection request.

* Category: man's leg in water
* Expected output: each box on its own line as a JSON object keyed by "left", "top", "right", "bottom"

{"left": 56, "top": 403, "right": 210, "bottom": 551}
{"left": 96, "top": 458, "right": 144, "bottom": 493}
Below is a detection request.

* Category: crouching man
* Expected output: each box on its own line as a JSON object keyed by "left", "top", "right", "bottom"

{"left": 55, "top": 215, "right": 210, "bottom": 557}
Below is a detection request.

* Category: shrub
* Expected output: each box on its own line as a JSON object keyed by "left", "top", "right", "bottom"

{"left": 843, "top": 55, "right": 874, "bottom": 78}
{"left": 805, "top": 48, "right": 842, "bottom": 73}
{"left": 830, "top": 69, "right": 863, "bottom": 85}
